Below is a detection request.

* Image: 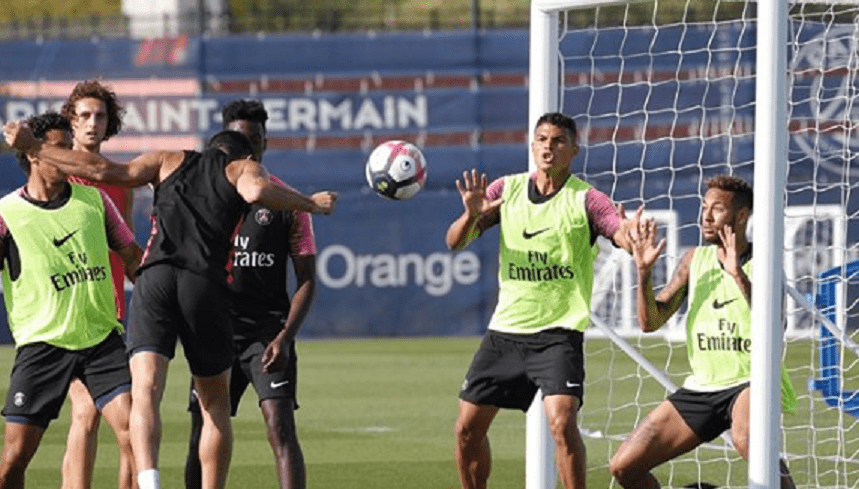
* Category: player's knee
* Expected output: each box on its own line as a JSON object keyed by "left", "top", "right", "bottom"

{"left": 547, "top": 411, "right": 578, "bottom": 446}
{"left": 609, "top": 454, "right": 643, "bottom": 487}
{"left": 454, "top": 418, "right": 482, "bottom": 448}
{"left": 608, "top": 457, "right": 627, "bottom": 484}
{"left": 264, "top": 414, "right": 298, "bottom": 448}
{"left": 731, "top": 429, "right": 750, "bottom": 459}
{"left": 70, "top": 409, "right": 100, "bottom": 434}
{"left": 0, "top": 447, "right": 31, "bottom": 475}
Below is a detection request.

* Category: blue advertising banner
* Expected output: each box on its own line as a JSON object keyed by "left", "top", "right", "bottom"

{"left": 0, "top": 24, "right": 856, "bottom": 340}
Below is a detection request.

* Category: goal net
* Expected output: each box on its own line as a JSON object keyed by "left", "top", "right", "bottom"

{"left": 528, "top": 1, "right": 859, "bottom": 488}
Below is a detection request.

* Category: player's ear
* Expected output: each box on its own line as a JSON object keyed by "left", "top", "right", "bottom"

{"left": 736, "top": 206, "right": 750, "bottom": 229}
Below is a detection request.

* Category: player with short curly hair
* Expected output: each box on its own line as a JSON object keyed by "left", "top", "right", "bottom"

{"left": 4, "top": 101, "right": 337, "bottom": 489}
{"left": 14, "top": 112, "right": 71, "bottom": 173}
{"left": 60, "top": 79, "right": 124, "bottom": 142}
{"left": 0, "top": 111, "right": 142, "bottom": 489}
{"left": 609, "top": 174, "right": 797, "bottom": 489}
{"left": 56, "top": 79, "right": 138, "bottom": 489}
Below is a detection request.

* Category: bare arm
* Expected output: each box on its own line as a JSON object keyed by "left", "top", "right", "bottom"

{"left": 446, "top": 170, "right": 502, "bottom": 250}
{"left": 228, "top": 159, "right": 337, "bottom": 214}
{"left": 115, "top": 243, "right": 143, "bottom": 283}
{"left": 261, "top": 255, "right": 316, "bottom": 373}
{"left": 120, "top": 189, "right": 135, "bottom": 233}
{"left": 611, "top": 204, "right": 644, "bottom": 253}
{"left": 717, "top": 224, "right": 752, "bottom": 305}
{"left": 5, "top": 120, "right": 166, "bottom": 188}
{"left": 632, "top": 219, "right": 693, "bottom": 332}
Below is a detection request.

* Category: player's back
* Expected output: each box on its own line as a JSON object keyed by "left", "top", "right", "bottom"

{"left": 140, "top": 148, "right": 247, "bottom": 284}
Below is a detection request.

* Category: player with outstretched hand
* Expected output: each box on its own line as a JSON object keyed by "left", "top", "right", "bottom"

{"left": 4, "top": 117, "right": 336, "bottom": 489}
{"left": 184, "top": 99, "right": 313, "bottom": 489}
{"left": 447, "top": 112, "right": 645, "bottom": 489}
{"left": 608, "top": 175, "right": 797, "bottom": 489}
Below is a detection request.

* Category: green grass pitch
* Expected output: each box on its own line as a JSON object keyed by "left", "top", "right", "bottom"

{"left": 0, "top": 336, "right": 853, "bottom": 488}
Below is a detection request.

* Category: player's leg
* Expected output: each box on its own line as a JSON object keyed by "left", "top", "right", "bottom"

{"left": 99, "top": 392, "right": 136, "bottom": 489}
{"left": 82, "top": 330, "right": 137, "bottom": 489}
{"left": 61, "top": 379, "right": 101, "bottom": 489}
{"left": 456, "top": 331, "right": 532, "bottom": 489}
{"left": 260, "top": 399, "right": 305, "bottom": 489}
{"left": 1, "top": 343, "right": 77, "bottom": 489}
{"left": 125, "top": 264, "right": 182, "bottom": 489}
{"left": 184, "top": 381, "right": 203, "bottom": 489}
{"left": 454, "top": 399, "right": 499, "bottom": 489}
{"left": 609, "top": 400, "right": 703, "bottom": 489}
{"left": 129, "top": 351, "right": 170, "bottom": 489}
{"left": 192, "top": 371, "right": 233, "bottom": 489}
{"left": 241, "top": 330, "right": 302, "bottom": 489}
{"left": 543, "top": 394, "right": 586, "bottom": 489}
{"left": 524, "top": 329, "right": 588, "bottom": 489}
{"left": 175, "top": 270, "right": 236, "bottom": 489}
{"left": 0, "top": 421, "right": 46, "bottom": 489}
{"left": 186, "top": 360, "right": 245, "bottom": 489}
{"left": 728, "top": 387, "right": 795, "bottom": 489}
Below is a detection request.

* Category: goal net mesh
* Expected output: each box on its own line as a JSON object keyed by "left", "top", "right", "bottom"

{"left": 544, "top": 1, "right": 859, "bottom": 487}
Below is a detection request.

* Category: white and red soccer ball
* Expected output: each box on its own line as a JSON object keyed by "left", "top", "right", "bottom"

{"left": 365, "top": 140, "right": 427, "bottom": 200}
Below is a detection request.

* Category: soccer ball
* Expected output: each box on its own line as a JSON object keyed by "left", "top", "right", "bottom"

{"left": 365, "top": 140, "right": 427, "bottom": 200}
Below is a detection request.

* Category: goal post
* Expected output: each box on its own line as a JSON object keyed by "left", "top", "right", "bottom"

{"left": 748, "top": 2, "right": 788, "bottom": 488}
{"left": 526, "top": 1, "right": 858, "bottom": 488}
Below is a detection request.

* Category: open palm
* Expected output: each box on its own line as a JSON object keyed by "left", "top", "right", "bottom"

{"left": 628, "top": 219, "right": 666, "bottom": 272}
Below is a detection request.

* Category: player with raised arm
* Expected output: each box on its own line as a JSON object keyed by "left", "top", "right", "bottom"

{"left": 447, "top": 112, "right": 643, "bottom": 489}
{"left": 0, "top": 112, "right": 142, "bottom": 489}
{"left": 184, "top": 100, "right": 313, "bottom": 489}
{"left": 608, "top": 175, "right": 796, "bottom": 489}
{"left": 57, "top": 79, "right": 138, "bottom": 489}
{"left": 4, "top": 117, "right": 337, "bottom": 489}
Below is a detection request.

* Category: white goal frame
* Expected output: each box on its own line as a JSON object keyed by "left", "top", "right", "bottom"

{"left": 526, "top": 1, "right": 790, "bottom": 488}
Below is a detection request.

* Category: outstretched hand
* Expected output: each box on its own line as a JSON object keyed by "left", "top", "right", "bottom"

{"left": 455, "top": 169, "right": 502, "bottom": 217}
{"left": 3, "top": 121, "right": 38, "bottom": 153}
{"left": 716, "top": 224, "right": 740, "bottom": 276}
{"left": 311, "top": 191, "right": 338, "bottom": 215}
{"left": 627, "top": 215, "right": 667, "bottom": 273}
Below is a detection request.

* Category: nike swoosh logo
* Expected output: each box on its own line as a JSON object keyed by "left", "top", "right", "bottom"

{"left": 522, "top": 228, "right": 550, "bottom": 239}
{"left": 53, "top": 230, "right": 78, "bottom": 247}
{"left": 270, "top": 380, "right": 290, "bottom": 389}
{"left": 566, "top": 381, "right": 580, "bottom": 388}
{"left": 713, "top": 298, "right": 738, "bottom": 309}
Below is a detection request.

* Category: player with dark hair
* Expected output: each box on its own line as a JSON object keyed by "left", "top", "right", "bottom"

{"left": 0, "top": 112, "right": 142, "bottom": 489}
{"left": 4, "top": 113, "right": 337, "bottom": 489}
{"left": 57, "top": 78, "right": 138, "bottom": 489}
{"left": 447, "top": 111, "right": 643, "bottom": 489}
{"left": 609, "top": 174, "right": 797, "bottom": 489}
{"left": 185, "top": 99, "right": 312, "bottom": 489}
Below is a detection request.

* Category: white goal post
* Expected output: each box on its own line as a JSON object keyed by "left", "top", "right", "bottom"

{"left": 526, "top": 1, "right": 856, "bottom": 488}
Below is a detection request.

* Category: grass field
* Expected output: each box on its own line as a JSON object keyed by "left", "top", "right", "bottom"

{"left": 0, "top": 336, "right": 856, "bottom": 488}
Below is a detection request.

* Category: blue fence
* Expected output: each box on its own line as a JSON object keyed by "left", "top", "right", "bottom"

{"left": 1, "top": 25, "right": 857, "bottom": 340}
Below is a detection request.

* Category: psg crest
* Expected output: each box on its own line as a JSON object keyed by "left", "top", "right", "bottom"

{"left": 255, "top": 208, "right": 273, "bottom": 225}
